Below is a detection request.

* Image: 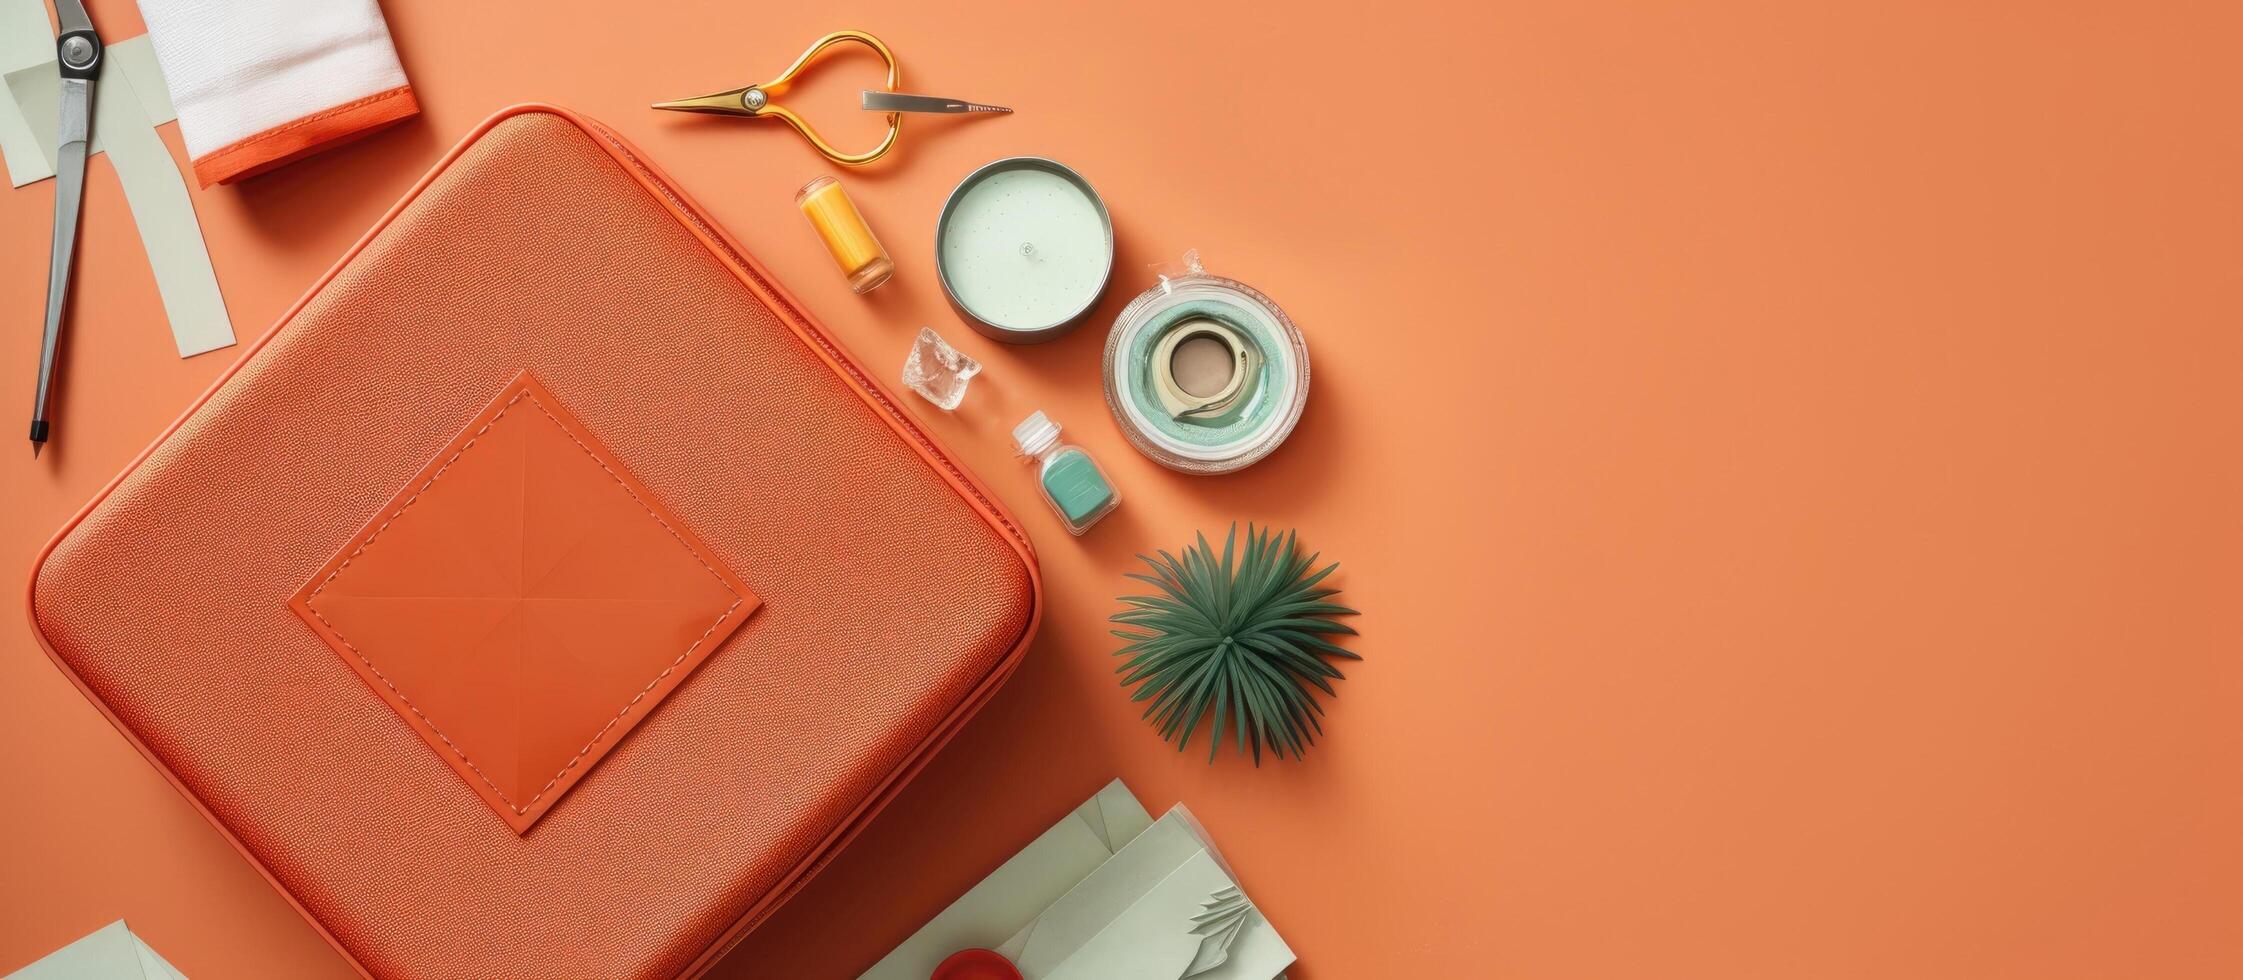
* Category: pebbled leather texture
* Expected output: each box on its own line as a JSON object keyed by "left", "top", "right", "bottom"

{"left": 28, "top": 107, "right": 1038, "bottom": 979}
{"left": 291, "top": 370, "right": 761, "bottom": 835}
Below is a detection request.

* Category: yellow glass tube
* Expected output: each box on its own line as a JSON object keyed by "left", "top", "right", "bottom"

{"left": 795, "top": 176, "right": 894, "bottom": 293}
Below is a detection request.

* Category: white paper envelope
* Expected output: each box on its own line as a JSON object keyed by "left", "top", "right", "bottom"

{"left": 861, "top": 780, "right": 1154, "bottom": 979}
{"left": 5, "top": 920, "right": 187, "bottom": 980}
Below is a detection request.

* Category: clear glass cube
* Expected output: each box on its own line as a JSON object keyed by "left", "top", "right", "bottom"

{"left": 901, "top": 326, "right": 982, "bottom": 411}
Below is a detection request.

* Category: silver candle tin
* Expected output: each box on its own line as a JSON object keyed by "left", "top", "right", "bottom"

{"left": 934, "top": 156, "right": 1115, "bottom": 344}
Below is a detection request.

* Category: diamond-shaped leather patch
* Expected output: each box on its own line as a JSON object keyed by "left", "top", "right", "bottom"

{"left": 290, "top": 371, "right": 757, "bottom": 833}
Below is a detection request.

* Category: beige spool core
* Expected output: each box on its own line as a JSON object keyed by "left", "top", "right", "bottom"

{"left": 1171, "top": 328, "right": 1236, "bottom": 397}
{"left": 1150, "top": 317, "right": 1259, "bottom": 420}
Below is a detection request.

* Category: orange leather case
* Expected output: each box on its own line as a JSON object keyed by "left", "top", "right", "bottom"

{"left": 26, "top": 105, "right": 1040, "bottom": 978}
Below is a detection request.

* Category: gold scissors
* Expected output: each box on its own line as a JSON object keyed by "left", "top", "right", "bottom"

{"left": 652, "top": 30, "right": 1009, "bottom": 166}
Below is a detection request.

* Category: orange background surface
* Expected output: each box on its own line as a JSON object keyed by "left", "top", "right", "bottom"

{"left": 4, "top": 1, "right": 2241, "bottom": 977}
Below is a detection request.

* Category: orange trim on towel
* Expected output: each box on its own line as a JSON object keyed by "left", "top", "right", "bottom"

{"left": 191, "top": 85, "right": 421, "bottom": 186}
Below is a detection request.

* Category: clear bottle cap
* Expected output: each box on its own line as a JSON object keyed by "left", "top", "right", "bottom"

{"left": 1012, "top": 411, "right": 1061, "bottom": 457}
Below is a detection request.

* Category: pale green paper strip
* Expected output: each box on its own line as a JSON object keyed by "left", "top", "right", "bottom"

{"left": 8, "top": 60, "right": 233, "bottom": 357}
{"left": 0, "top": 0, "right": 53, "bottom": 184}
{"left": 5, "top": 33, "right": 181, "bottom": 185}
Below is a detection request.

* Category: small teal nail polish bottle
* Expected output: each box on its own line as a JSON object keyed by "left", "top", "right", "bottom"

{"left": 1013, "top": 411, "right": 1120, "bottom": 535}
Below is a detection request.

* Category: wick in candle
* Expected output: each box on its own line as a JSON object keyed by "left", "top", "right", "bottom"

{"left": 1021, "top": 242, "right": 1040, "bottom": 260}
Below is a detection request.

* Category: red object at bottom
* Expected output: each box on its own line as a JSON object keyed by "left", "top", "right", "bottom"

{"left": 932, "top": 948, "right": 1024, "bottom": 980}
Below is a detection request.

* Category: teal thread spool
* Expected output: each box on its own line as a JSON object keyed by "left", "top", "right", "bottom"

{"left": 1012, "top": 411, "right": 1120, "bottom": 535}
{"left": 1102, "top": 259, "right": 1308, "bottom": 474}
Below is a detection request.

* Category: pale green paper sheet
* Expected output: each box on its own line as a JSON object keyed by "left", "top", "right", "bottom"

{"left": 0, "top": 17, "right": 176, "bottom": 185}
{"left": 1038, "top": 850, "right": 1294, "bottom": 980}
{"left": 5, "top": 920, "right": 188, "bottom": 979}
{"left": 860, "top": 780, "right": 1155, "bottom": 979}
{"left": 996, "top": 811, "right": 1294, "bottom": 980}
{"left": 864, "top": 782, "right": 1294, "bottom": 980}
{"left": 3, "top": 27, "right": 233, "bottom": 358}
{"left": 0, "top": 0, "right": 54, "bottom": 185}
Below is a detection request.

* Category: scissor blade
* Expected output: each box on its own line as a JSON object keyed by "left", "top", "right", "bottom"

{"left": 860, "top": 91, "right": 1012, "bottom": 114}
{"left": 651, "top": 87, "right": 759, "bottom": 116}
{"left": 54, "top": 0, "right": 94, "bottom": 35}
{"left": 34, "top": 78, "right": 91, "bottom": 441}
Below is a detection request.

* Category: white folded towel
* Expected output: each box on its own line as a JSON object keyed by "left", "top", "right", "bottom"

{"left": 136, "top": 0, "right": 418, "bottom": 185}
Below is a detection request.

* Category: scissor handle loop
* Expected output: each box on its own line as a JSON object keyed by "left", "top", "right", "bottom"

{"left": 760, "top": 30, "right": 902, "bottom": 166}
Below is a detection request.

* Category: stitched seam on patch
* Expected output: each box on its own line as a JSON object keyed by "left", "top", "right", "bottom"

{"left": 305, "top": 382, "right": 742, "bottom": 814}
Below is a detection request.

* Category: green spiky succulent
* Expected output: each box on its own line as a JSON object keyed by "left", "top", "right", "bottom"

{"left": 1110, "top": 524, "right": 1361, "bottom": 764}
